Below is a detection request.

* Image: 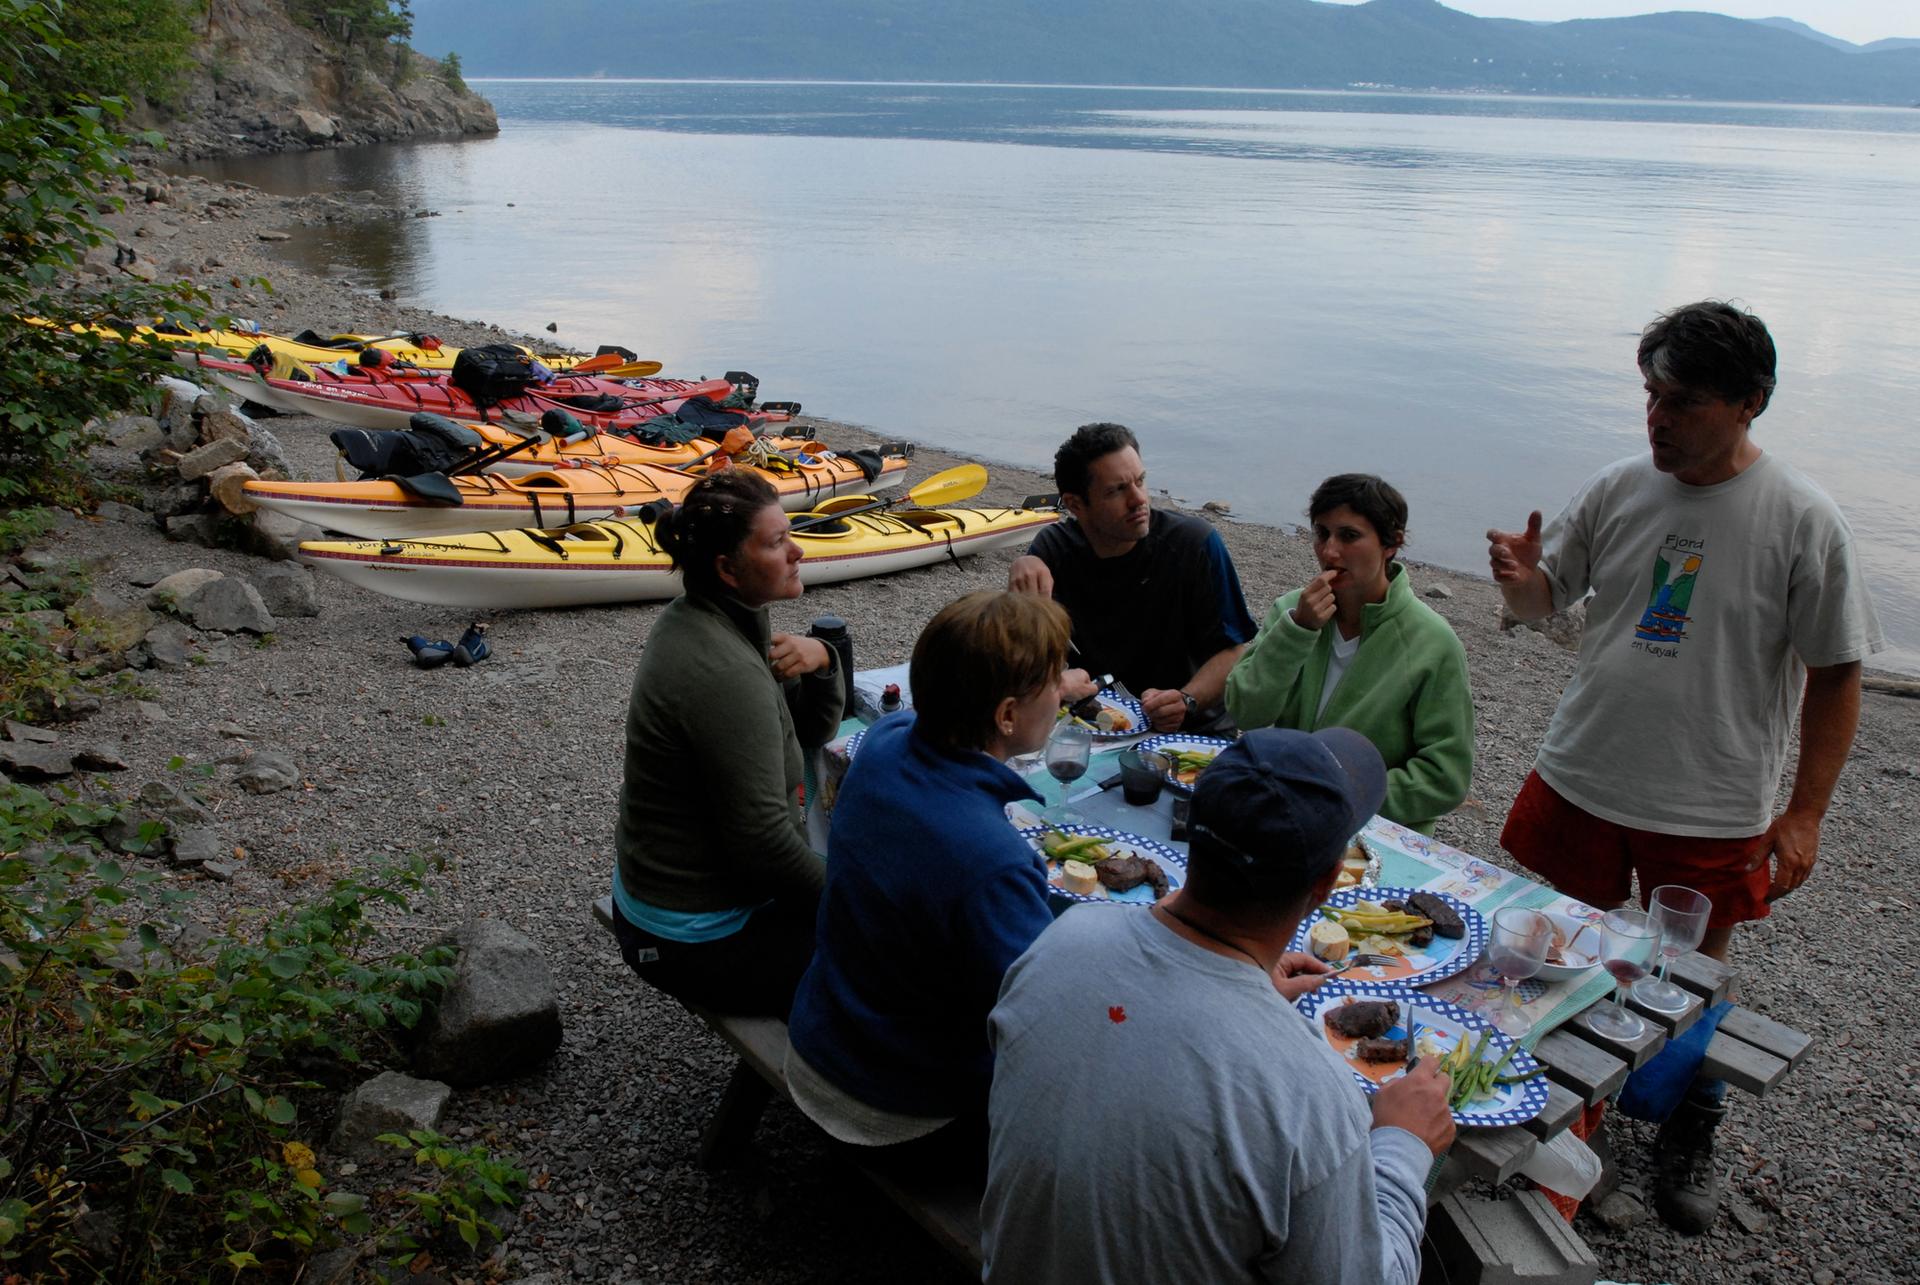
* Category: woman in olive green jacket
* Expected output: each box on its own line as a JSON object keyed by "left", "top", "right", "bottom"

{"left": 1225, "top": 475, "right": 1472, "bottom": 835}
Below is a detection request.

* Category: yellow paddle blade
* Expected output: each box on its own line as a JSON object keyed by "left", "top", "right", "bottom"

{"left": 601, "top": 359, "right": 665, "bottom": 378}
{"left": 906, "top": 463, "right": 988, "bottom": 509}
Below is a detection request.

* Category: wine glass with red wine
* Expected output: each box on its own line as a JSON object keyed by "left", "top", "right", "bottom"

{"left": 1587, "top": 907, "right": 1659, "bottom": 1041}
{"left": 1044, "top": 720, "right": 1093, "bottom": 825}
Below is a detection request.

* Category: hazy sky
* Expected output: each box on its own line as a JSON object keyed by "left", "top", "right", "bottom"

{"left": 1315, "top": 2, "right": 1915, "bottom": 44}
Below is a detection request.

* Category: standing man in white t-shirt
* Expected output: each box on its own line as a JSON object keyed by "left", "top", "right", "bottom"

{"left": 1486, "top": 300, "right": 1884, "bottom": 1236}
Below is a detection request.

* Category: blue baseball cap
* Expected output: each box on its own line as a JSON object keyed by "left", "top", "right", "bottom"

{"left": 1188, "top": 727, "right": 1388, "bottom": 893}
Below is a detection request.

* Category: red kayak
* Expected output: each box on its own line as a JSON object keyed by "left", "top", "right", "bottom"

{"left": 191, "top": 354, "right": 793, "bottom": 436}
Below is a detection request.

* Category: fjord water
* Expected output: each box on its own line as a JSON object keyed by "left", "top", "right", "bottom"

{"left": 189, "top": 82, "right": 1920, "bottom": 670}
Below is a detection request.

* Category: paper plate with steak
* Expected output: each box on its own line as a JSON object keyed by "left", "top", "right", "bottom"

{"left": 1297, "top": 982, "right": 1549, "bottom": 1129}
{"left": 1017, "top": 823, "right": 1186, "bottom": 906}
{"left": 1287, "top": 886, "right": 1485, "bottom": 986}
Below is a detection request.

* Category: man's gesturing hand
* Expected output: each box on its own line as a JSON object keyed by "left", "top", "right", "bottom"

{"left": 1290, "top": 570, "right": 1338, "bottom": 631}
{"left": 1371, "top": 1058, "right": 1457, "bottom": 1157}
{"left": 1007, "top": 554, "right": 1054, "bottom": 596}
{"left": 1755, "top": 807, "right": 1822, "bottom": 902}
{"left": 1486, "top": 511, "right": 1544, "bottom": 585}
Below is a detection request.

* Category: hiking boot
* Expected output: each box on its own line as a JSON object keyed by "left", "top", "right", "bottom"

{"left": 1653, "top": 1094, "right": 1728, "bottom": 1235}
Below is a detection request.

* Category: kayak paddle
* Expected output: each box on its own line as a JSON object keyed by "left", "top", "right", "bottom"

{"left": 790, "top": 464, "right": 989, "bottom": 531}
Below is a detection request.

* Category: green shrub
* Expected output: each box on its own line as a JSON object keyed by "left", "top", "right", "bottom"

{"left": 0, "top": 0, "right": 214, "bottom": 505}
{"left": 438, "top": 50, "right": 465, "bottom": 94}
{"left": 0, "top": 781, "right": 508, "bottom": 1279}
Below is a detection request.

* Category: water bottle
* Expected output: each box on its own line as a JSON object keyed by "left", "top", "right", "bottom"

{"left": 807, "top": 615, "right": 855, "bottom": 715}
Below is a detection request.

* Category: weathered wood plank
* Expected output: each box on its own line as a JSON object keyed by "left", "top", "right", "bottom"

{"left": 1716, "top": 1006, "right": 1813, "bottom": 1070}
{"left": 1625, "top": 984, "right": 1704, "bottom": 1038}
{"left": 1449, "top": 1126, "right": 1539, "bottom": 1185}
{"left": 1567, "top": 1005, "right": 1668, "bottom": 1070}
{"left": 1702, "top": 1029, "right": 1791, "bottom": 1096}
{"left": 1533, "top": 1031, "right": 1630, "bottom": 1105}
{"left": 1668, "top": 951, "right": 1732, "bottom": 1005}
{"left": 1523, "top": 1081, "right": 1588, "bottom": 1141}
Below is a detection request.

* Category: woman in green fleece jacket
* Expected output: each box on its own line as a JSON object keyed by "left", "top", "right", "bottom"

{"left": 611, "top": 470, "right": 843, "bottom": 1016}
{"left": 1224, "top": 475, "right": 1472, "bottom": 835}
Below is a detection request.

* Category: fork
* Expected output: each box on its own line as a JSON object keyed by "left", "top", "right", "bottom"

{"left": 1329, "top": 953, "right": 1400, "bottom": 973}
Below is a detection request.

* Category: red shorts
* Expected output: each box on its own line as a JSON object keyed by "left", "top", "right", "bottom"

{"left": 1499, "top": 771, "right": 1770, "bottom": 930}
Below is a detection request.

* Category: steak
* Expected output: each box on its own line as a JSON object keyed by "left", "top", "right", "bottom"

{"left": 1324, "top": 999, "right": 1398, "bottom": 1040}
{"left": 1097, "top": 855, "right": 1170, "bottom": 899}
{"left": 1355, "top": 1036, "right": 1410, "bottom": 1065}
{"left": 1407, "top": 892, "right": 1465, "bottom": 939}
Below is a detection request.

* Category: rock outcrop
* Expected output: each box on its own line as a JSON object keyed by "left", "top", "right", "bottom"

{"left": 140, "top": 1, "right": 496, "bottom": 160}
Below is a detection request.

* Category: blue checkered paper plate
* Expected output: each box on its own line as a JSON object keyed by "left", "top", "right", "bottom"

{"left": 1130, "top": 733, "right": 1235, "bottom": 791}
{"left": 1063, "top": 690, "right": 1147, "bottom": 741}
{"left": 844, "top": 728, "right": 868, "bottom": 758}
{"left": 1015, "top": 823, "right": 1186, "bottom": 906}
{"left": 1295, "top": 981, "right": 1549, "bottom": 1129}
{"left": 1287, "top": 886, "right": 1486, "bottom": 987}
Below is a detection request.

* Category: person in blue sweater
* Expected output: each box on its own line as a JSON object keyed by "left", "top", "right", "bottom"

{"left": 786, "top": 590, "right": 1068, "bottom": 1171}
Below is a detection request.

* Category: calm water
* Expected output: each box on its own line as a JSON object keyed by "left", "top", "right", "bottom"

{"left": 184, "top": 82, "right": 1920, "bottom": 671}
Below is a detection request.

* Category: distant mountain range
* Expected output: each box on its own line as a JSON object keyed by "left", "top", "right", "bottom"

{"left": 1757, "top": 16, "right": 1920, "bottom": 55}
{"left": 409, "top": 0, "right": 1919, "bottom": 105}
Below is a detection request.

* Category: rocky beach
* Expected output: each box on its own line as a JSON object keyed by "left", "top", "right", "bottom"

{"left": 10, "top": 159, "right": 1919, "bottom": 1285}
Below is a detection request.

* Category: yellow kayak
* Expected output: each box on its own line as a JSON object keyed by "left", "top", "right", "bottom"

{"left": 300, "top": 500, "right": 1059, "bottom": 609}
{"left": 26, "top": 317, "right": 660, "bottom": 377}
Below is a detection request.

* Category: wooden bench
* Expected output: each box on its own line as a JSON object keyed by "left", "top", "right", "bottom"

{"left": 591, "top": 897, "right": 986, "bottom": 1273}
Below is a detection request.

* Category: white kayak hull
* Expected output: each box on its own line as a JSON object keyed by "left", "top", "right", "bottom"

{"left": 299, "top": 511, "right": 1050, "bottom": 610}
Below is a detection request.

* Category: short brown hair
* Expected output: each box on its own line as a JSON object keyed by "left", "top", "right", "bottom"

{"left": 911, "top": 591, "right": 1071, "bottom": 754}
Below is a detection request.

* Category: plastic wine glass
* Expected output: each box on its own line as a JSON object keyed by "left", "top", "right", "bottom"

{"left": 1587, "top": 907, "right": 1660, "bottom": 1040}
{"left": 1044, "top": 720, "right": 1093, "bottom": 824}
{"left": 1633, "top": 885, "right": 1712, "bottom": 1014}
{"left": 1487, "top": 907, "right": 1554, "bottom": 1038}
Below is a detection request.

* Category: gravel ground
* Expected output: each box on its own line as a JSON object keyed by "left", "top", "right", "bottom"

{"left": 25, "top": 165, "right": 1920, "bottom": 1284}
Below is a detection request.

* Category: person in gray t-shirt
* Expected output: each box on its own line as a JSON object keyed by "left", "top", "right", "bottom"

{"left": 1487, "top": 301, "right": 1882, "bottom": 1235}
{"left": 982, "top": 728, "right": 1454, "bottom": 1285}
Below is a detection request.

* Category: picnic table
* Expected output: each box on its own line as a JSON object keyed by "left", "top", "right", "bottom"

{"left": 600, "top": 671, "right": 1814, "bottom": 1284}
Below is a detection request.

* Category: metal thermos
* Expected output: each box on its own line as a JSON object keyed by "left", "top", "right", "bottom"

{"left": 807, "top": 615, "right": 855, "bottom": 714}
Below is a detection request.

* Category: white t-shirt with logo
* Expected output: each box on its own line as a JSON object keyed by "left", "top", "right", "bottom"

{"left": 1535, "top": 452, "right": 1884, "bottom": 837}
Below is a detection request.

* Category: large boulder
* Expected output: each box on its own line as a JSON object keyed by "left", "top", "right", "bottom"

{"left": 148, "top": 568, "right": 224, "bottom": 610}
{"left": 411, "top": 920, "right": 563, "bottom": 1088}
{"left": 331, "top": 1071, "right": 451, "bottom": 1158}
{"left": 249, "top": 563, "right": 319, "bottom": 618}
{"left": 65, "top": 589, "right": 157, "bottom": 659}
{"left": 163, "top": 513, "right": 222, "bottom": 547}
{"left": 240, "top": 509, "right": 324, "bottom": 562}
{"left": 244, "top": 420, "right": 293, "bottom": 479}
{"left": 182, "top": 577, "right": 276, "bottom": 634}
{"left": 0, "top": 742, "right": 75, "bottom": 780}
{"left": 198, "top": 404, "right": 255, "bottom": 447}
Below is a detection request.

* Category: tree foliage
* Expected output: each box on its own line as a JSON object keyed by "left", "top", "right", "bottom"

{"left": 8, "top": 0, "right": 197, "bottom": 116}
{"left": 0, "top": 0, "right": 213, "bottom": 505}
{"left": 289, "top": 0, "right": 414, "bottom": 55}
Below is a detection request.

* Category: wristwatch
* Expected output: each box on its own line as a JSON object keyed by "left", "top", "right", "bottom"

{"left": 1180, "top": 691, "right": 1199, "bottom": 722}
